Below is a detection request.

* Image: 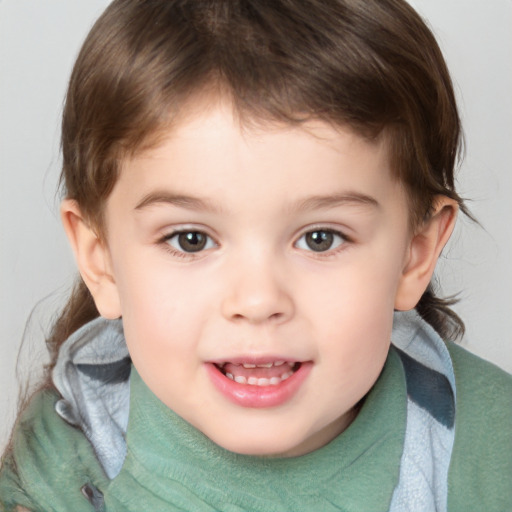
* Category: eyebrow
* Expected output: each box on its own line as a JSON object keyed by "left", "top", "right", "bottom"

{"left": 291, "top": 192, "right": 380, "bottom": 212}
{"left": 134, "top": 192, "right": 223, "bottom": 213}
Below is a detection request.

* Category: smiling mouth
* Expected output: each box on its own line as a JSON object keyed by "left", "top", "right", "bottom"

{"left": 215, "top": 361, "right": 302, "bottom": 387}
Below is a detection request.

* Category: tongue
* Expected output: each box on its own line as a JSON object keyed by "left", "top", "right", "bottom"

{"left": 222, "top": 363, "right": 294, "bottom": 379}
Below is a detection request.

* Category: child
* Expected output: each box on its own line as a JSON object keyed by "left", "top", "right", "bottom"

{"left": 1, "top": 0, "right": 511, "bottom": 510}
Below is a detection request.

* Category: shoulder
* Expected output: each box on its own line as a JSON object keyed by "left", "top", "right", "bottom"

{"left": 0, "top": 388, "right": 107, "bottom": 512}
{"left": 446, "top": 342, "right": 512, "bottom": 510}
{"left": 449, "top": 338, "right": 511, "bottom": 382}
{"left": 447, "top": 341, "right": 512, "bottom": 418}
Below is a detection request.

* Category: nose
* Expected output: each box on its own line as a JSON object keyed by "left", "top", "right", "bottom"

{"left": 220, "top": 254, "right": 295, "bottom": 325}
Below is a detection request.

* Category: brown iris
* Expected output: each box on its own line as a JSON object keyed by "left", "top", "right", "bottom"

{"left": 305, "top": 230, "right": 335, "bottom": 252}
{"left": 177, "top": 232, "right": 208, "bottom": 252}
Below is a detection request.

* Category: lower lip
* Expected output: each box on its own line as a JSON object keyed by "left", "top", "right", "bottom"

{"left": 205, "top": 362, "right": 312, "bottom": 408}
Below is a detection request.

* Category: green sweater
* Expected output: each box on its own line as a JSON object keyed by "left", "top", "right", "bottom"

{"left": 1, "top": 344, "right": 511, "bottom": 511}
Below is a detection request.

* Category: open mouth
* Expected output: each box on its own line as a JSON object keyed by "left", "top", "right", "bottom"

{"left": 214, "top": 361, "right": 302, "bottom": 387}
{"left": 207, "top": 359, "right": 311, "bottom": 408}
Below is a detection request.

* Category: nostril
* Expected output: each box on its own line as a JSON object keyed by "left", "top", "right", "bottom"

{"left": 221, "top": 285, "right": 295, "bottom": 324}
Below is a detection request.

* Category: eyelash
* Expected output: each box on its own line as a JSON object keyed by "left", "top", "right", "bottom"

{"left": 158, "top": 227, "right": 350, "bottom": 259}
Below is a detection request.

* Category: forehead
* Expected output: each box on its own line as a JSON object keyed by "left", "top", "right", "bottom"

{"left": 109, "top": 100, "right": 403, "bottom": 218}
{"left": 132, "top": 89, "right": 391, "bottom": 167}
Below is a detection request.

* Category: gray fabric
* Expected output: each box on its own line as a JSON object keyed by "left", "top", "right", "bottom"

{"left": 392, "top": 310, "right": 456, "bottom": 397}
{"left": 389, "top": 311, "right": 456, "bottom": 512}
{"left": 390, "top": 399, "right": 453, "bottom": 512}
{"left": 52, "top": 317, "right": 131, "bottom": 479}
{"left": 395, "top": 348, "right": 455, "bottom": 428}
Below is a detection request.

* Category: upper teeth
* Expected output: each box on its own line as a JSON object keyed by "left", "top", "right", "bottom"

{"left": 225, "top": 371, "right": 295, "bottom": 386}
{"left": 236, "top": 361, "right": 293, "bottom": 369}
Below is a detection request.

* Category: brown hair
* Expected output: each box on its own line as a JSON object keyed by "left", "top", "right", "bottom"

{"left": 48, "top": 0, "right": 466, "bottom": 377}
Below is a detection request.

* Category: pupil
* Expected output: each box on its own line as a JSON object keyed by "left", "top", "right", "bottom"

{"left": 178, "top": 232, "right": 206, "bottom": 252}
{"left": 306, "top": 231, "right": 333, "bottom": 252}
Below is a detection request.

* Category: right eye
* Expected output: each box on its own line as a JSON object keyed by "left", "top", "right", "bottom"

{"left": 165, "top": 231, "right": 216, "bottom": 253}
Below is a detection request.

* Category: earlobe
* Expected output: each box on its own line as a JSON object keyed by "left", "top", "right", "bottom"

{"left": 60, "top": 199, "right": 122, "bottom": 319}
{"left": 394, "top": 196, "right": 458, "bottom": 311}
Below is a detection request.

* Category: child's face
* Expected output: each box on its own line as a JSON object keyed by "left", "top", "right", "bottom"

{"left": 101, "top": 101, "right": 413, "bottom": 457}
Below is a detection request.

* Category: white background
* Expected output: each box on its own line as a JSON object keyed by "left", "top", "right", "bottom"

{"left": 1, "top": 0, "right": 511, "bottom": 451}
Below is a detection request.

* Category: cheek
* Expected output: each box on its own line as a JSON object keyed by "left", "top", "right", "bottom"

{"left": 116, "top": 250, "right": 208, "bottom": 314}
{"left": 118, "top": 269, "right": 206, "bottom": 399}
{"left": 303, "top": 253, "right": 401, "bottom": 322}
{"left": 115, "top": 258, "right": 219, "bottom": 358}
{"left": 300, "top": 255, "right": 398, "bottom": 371}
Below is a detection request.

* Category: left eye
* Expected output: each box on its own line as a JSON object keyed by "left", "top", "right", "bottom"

{"left": 166, "top": 231, "right": 216, "bottom": 253}
{"left": 295, "top": 229, "right": 346, "bottom": 253}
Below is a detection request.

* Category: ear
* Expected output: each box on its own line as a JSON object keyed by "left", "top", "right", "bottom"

{"left": 394, "top": 196, "right": 458, "bottom": 311}
{"left": 61, "top": 199, "right": 122, "bottom": 319}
